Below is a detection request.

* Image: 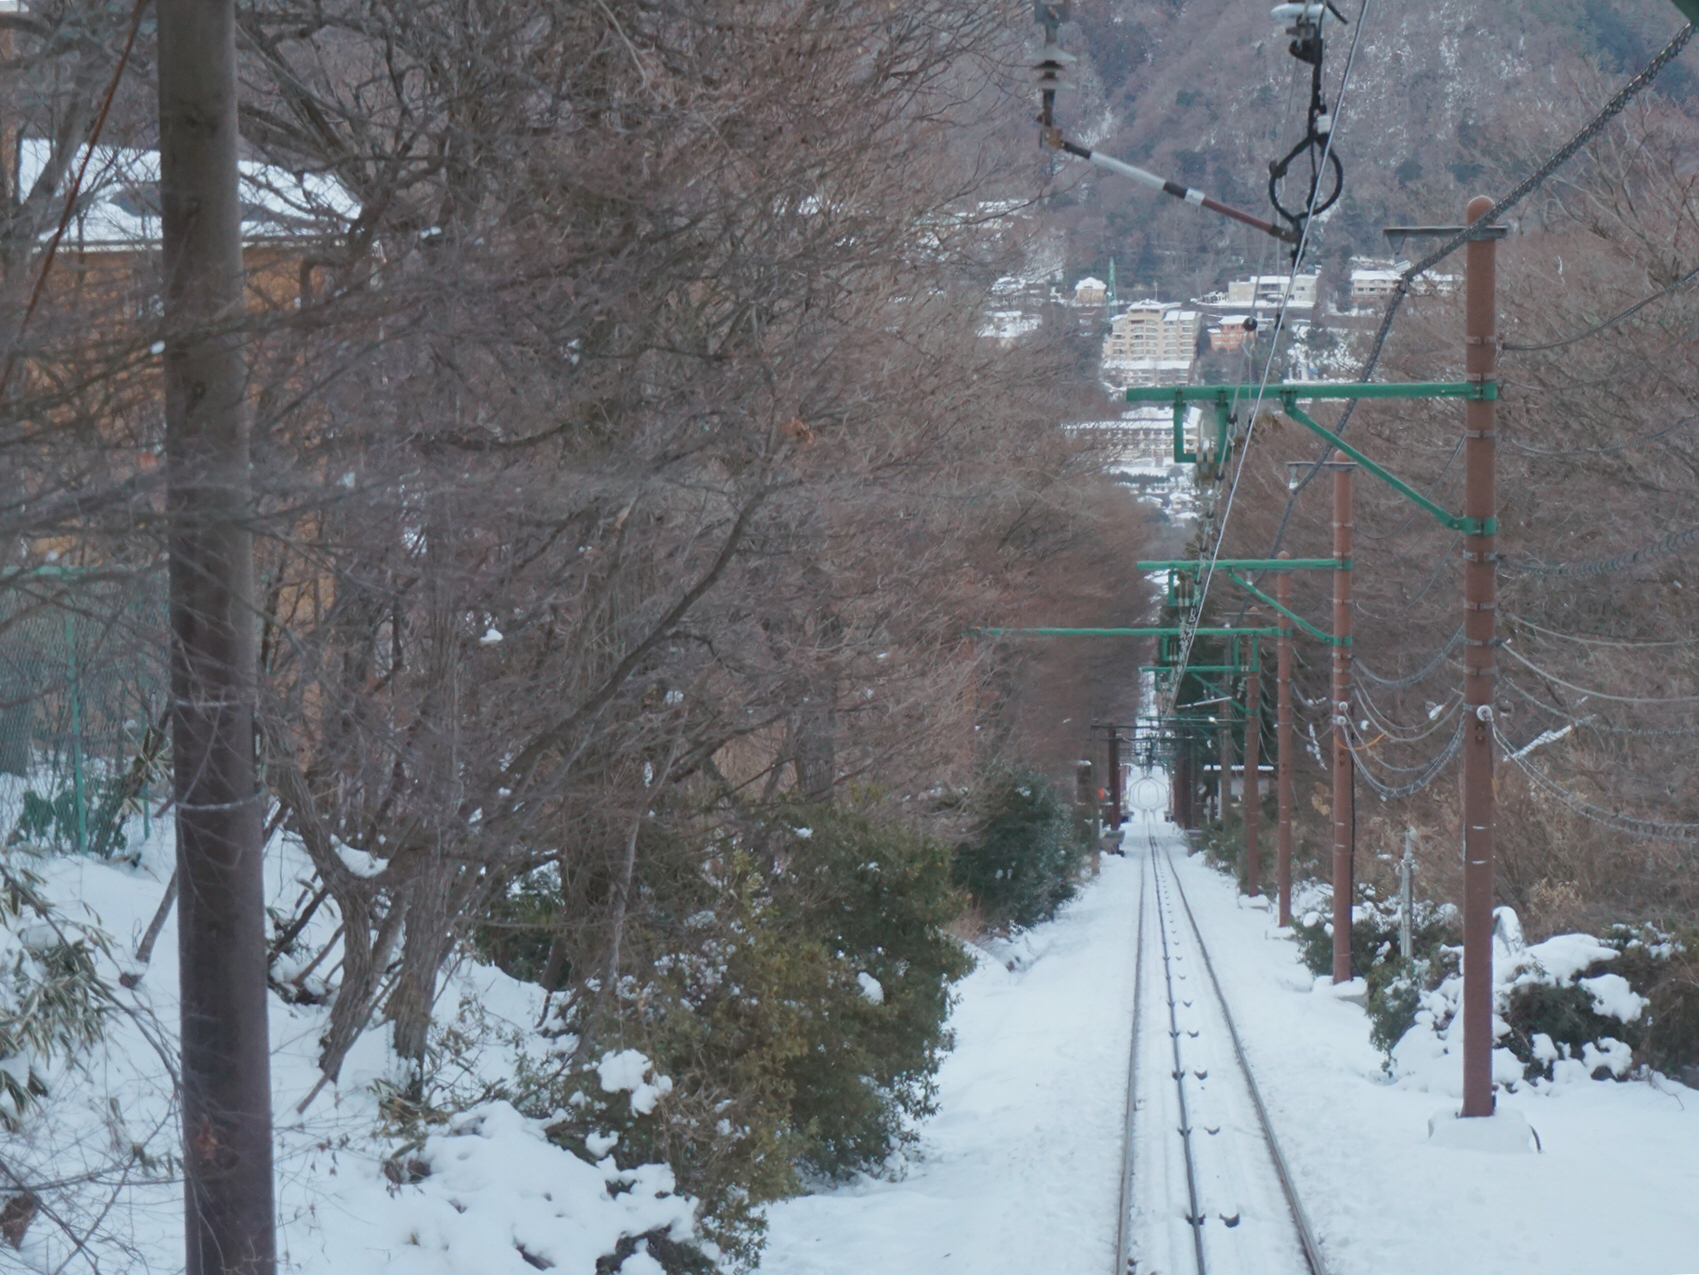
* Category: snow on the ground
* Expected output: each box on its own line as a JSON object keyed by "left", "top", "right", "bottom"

{"left": 1161, "top": 820, "right": 1699, "bottom": 1275}
{"left": 4, "top": 819, "right": 696, "bottom": 1275}
{"left": 762, "top": 815, "right": 1699, "bottom": 1275}
{"left": 759, "top": 853, "right": 1144, "bottom": 1274}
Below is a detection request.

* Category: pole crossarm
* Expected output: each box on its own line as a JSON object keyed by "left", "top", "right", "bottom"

{"left": 1224, "top": 571, "right": 1345, "bottom": 646}
{"left": 1123, "top": 380, "right": 1498, "bottom": 405}
{"left": 1137, "top": 558, "right": 1342, "bottom": 572}
{"left": 1124, "top": 380, "right": 1500, "bottom": 536}
{"left": 1280, "top": 401, "right": 1494, "bottom": 536}
{"left": 975, "top": 626, "right": 1282, "bottom": 637}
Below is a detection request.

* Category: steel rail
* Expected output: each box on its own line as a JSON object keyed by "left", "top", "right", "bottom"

{"left": 1151, "top": 834, "right": 1209, "bottom": 1275}
{"left": 1152, "top": 830, "right": 1331, "bottom": 1275}
{"left": 1114, "top": 829, "right": 1148, "bottom": 1275}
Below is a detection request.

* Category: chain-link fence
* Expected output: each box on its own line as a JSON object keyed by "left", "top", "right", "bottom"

{"left": 0, "top": 567, "right": 168, "bottom": 858}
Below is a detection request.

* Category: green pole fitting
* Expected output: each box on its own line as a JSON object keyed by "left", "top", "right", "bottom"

{"left": 1136, "top": 558, "right": 1342, "bottom": 572}
{"left": 1125, "top": 379, "right": 1497, "bottom": 405}
{"left": 1223, "top": 570, "right": 1348, "bottom": 645}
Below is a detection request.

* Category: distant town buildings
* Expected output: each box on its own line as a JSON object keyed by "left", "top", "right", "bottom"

{"left": 1101, "top": 300, "right": 1200, "bottom": 387}
{"left": 1348, "top": 257, "right": 1457, "bottom": 306}
{"left": 1214, "top": 272, "right": 1319, "bottom": 310}
{"left": 1207, "top": 314, "right": 1256, "bottom": 352}
{"left": 1074, "top": 276, "right": 1107, "bottom": 305}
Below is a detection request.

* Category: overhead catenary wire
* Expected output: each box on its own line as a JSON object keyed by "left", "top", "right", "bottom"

{"left": 1504, "top": 521, "right": 1699, "bottom": 577}
{"left": 1501, "top": 262, "right": 1699, "bottom": 352}
{"left": 1163, "top": 0, "right": 1370, "bottom": 716}
{"left": 1499, "top": 727, "right": 1699, "bottom": 842}
{"left": 1258, "top": 19, "right": 1697, "bottom": 560}
{"left": 1500, "top": 642, "right": 1699, "bottom": 705}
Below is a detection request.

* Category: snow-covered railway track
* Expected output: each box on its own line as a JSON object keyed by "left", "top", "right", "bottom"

{"left": 1119, "top": 813, "right": 1328, "bottom": 1275}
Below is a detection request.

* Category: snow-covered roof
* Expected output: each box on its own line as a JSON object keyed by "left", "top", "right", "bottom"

{"left": 1218, "top": 314, "right": 1253, "bottom": 325}
{"left": 19, "top": 138, "right": 360, "bottom": 250}
{"left": 1075, "top": 276, "right": 1106, "bottom": 290}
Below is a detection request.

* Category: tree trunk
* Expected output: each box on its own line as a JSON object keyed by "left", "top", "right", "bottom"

{"left": 158, "top": 1, "right": 275, "bottom": 1271}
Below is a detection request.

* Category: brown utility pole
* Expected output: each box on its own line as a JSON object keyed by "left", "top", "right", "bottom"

{"left": 159, "top": 1, "right": 276, "bottom": 1272}
{"left": 1330, "top": 461, "right": 1355, "bottom": 985}
{"left": 1218, "top": 677, "right": 1233, "bottom": 826}
{"left": 1276, "top": 554, "right": 1294, "bottom": 925}
{"left": 1106, "top": 729, "right": 1123, "bottom": 828}
{"left": 1244, "top": 630, "right": 1262, "bottom": 895}
{"left": 1461, "top": 194, "right": 1500, "bottom": 1118}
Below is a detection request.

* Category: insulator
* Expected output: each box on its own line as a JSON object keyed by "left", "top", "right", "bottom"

{"left": 1034, "top": 48, "right": 1075, "bottom": 90}
{"left": 1270, "top": 2, "right": 1327, "bottom": 24}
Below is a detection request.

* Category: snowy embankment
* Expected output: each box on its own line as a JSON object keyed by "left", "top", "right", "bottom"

{"left": 4, "top": 818, "right": 695, "bottom": 1275}
{"left": 759, "top": 854, "right": 1143, "bottom": 1274}
{"left": 1162, "top": 831, "right": 1699, "bottom": 1275}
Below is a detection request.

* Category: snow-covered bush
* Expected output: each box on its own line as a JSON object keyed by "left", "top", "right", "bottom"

{"left": 1288, "top": 882, "right": 1460, "bottom": 1057}
{"left": 1383, "top": 911, "right": 1687, "bottom": 1090}
{"left": 951, "top": 768, "right": 1093, "bottom": 929}
{"left": 0, "top": 846, "right": 113, "bottom": 1123}
{"left": 496, "top": 802, "right": 970, "bottom": 1271}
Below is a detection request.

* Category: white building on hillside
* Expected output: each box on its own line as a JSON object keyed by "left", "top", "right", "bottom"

{"left": 1223, "top": 272, "right": 1318, "bottom": 310}
{"left": 1101, "top": 301, "right": 1199, "bottom": 387}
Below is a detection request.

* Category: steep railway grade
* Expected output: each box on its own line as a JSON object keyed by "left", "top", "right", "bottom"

{"left": 1120, "top": 809, "right": 1328, "bottom": 1275}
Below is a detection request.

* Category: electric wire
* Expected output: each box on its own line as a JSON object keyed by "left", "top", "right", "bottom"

{"left": 1502, "top": 413, "right": 1698, "bottom": 458}
{"left": 1501, "top": 262, "right": 1699, "bottom": 352}
{"left": 1345, "top": 720, "right": 1464, "bottom": 798}
{"left": 1257, "top": 20, "right": 1697, "bottom": 560}
{"left": 1353, "top": 682, "right": 1462, "bottom": 743}
{"left": 1503, "top": 614, "right": 1699, "bottom": 648}
{"left": 1163, "top": 0, "right": 1369, "bottom": 716}
{"left": 1500, "top": 642, "right": 1699, "bottom": 705}
{"left": 1498, "top": 726, "right": 1699, "bottom": 842}
{"left": 1504, "top": 520, "right": 1699, "bottom": 577}
{"left": 1353, "top": 625, "right": 1464, "bottom": 687}
{"left": 1502, "top": 677, "right": 1699, "bottom": 734}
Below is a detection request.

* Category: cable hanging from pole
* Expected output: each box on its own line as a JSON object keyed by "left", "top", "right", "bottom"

{"left": 1498, "top": 726, "right": 1699, "bottom": 843}
{"left": 1266, "top": 2, "right": 1348, "bottom": 247}
{"left": 1257, "top": 18, "right": 1697, "bottom": 560}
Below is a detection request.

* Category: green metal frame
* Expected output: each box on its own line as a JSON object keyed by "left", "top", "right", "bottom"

{"left": 1124, "top": 380, "right": 1499, "bottom": 535}
{"left": 977, "top": 626, "right": 1282, "bottom": 637}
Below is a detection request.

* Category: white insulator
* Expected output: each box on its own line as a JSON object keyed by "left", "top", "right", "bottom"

{"left": 1270, "top": 2, "right": 1328, "bottom": 23}
{"left": 1315, "top": 112, "right": 1333, "bottom": 135}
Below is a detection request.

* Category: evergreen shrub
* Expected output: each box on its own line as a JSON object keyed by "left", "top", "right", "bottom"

{"left": 1289, "top": 884, "right": 1460, "bottom": 1060}
{"left": 501, "top": 801, "right": 970, "bottom": 1272}
{"left": 951, "top": 768, "right": 1093, "bottom": 929}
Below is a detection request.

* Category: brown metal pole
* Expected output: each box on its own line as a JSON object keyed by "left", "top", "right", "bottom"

{"left": 1331, "top": 462, "right": 1355, "bottom": 984}
{"left": 1219, "top": 677, "right": 1233, "bottom": 827}
{"left": 1276, "top": 554, "right": 1294, "bottom": 925}
{"left": 1107, "top": 730, "right": 1123, "bottom": 828}
{"left": 1461, "top": 195, "right": 1500, "bottom": 1117}
{"left": 1244, "top": 634, "right": 1262, "bottom": 896}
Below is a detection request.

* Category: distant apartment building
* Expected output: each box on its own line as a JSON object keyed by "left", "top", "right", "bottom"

{"left": 1222, "top": 272, "right": 1318, "bottom": 310}
{"left": 1102, "top": 301, "right": 1200, "bottom": 387}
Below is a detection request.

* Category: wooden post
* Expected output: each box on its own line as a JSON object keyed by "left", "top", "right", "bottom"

{"left": 1461, "top": 195, "right": 1500, "bottom": 1117}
